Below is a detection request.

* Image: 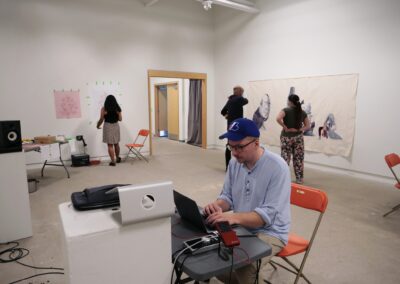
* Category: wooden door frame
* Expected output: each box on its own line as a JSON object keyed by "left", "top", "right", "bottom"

{"left": 154, "top": 81, "right": 179, "bottom": 138}
{"left": 148, "top": 70, "right": 207, "bottom": 155}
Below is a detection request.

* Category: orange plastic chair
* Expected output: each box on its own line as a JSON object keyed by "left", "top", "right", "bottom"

{"left": 383, "top": 153, "right": 400, "bottom": 217}
{"left": 269, "top": 184, "right": 328, "bottom": 284}
{"left": 125, "top": 129, "right": 149, "bottom": 162}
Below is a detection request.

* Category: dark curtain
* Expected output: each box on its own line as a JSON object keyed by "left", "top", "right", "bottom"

{"left": 187, "top": 79, "right": 202, "bottom": 146}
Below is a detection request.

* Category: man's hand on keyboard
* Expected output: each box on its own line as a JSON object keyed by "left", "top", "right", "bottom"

{"left": 203, "top": 201, "right": 222, "bottom": 217}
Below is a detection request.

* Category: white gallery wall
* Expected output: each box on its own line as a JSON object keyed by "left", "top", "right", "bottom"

{"left": 1, "top": 0, "right": 399, "bottom": 178}
{"left": 213, "top": 0, "right": 400, "bottom": 178}
{"left": 0, "top": 0, "right": 215, "bottom": 162}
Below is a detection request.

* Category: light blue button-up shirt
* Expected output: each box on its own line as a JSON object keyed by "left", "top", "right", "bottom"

{"left": 218, "top": 148, "right": 291, "bottom": 244}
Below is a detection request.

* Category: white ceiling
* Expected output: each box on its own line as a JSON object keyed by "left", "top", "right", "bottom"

{"left": 138, "top": 0, "right": 259, "bottom": 13}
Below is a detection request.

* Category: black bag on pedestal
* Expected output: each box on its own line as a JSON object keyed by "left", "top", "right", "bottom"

{"left": 71, "top": 184, "right": 130, "bottom": 211}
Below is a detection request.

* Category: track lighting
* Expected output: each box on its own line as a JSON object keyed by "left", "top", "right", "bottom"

{"left": 202, "top": 0, "right": 213, "bottom": 11}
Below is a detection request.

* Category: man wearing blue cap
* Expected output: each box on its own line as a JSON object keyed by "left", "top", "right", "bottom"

{"left": 204, "top": 118, "right": 291, "bottom": 284}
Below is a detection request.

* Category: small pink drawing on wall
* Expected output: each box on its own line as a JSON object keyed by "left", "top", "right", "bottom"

{"left": 54, "top": 90, "right": 81, "bottom": 119}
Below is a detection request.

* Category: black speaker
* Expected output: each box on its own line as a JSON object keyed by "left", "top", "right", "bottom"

{"left": 0, "top": 120, "right": 22, "bottom": 154}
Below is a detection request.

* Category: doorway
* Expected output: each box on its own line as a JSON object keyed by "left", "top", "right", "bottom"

{"left": 154, "top": 82, "right": 180, "bottom": 141}
{"left": 148, "top": 70, "right": 207, "bottom": 155}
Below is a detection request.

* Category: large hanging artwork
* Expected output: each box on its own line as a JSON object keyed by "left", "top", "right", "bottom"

{"left": 245, "top": 74, "right": 358, "bottom": 157}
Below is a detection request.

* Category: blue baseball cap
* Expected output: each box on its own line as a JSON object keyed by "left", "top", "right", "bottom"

{"left": 219, "top": 118, "right": 260, "bottom": 141}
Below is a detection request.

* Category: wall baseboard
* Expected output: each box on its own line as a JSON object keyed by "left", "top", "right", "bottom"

{"left": 25, "top": 151, "right": 150, "bottom": 168}
{"left": 208, "top": 144, "right": 225, "bottom": 150}
{"left": 304, "top": 161, "right": 393, "bottom": 185}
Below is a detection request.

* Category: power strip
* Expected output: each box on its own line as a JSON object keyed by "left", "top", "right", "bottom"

{"left": 183, "top": 234, "right": 220, "bottom": 255}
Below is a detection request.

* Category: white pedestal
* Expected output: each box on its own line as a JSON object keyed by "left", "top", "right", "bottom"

{"left": 59, "top": 202, "right": 173, "bottom": 284}
{"left": 0, "top": 152, "right": 32, "bottom": 242}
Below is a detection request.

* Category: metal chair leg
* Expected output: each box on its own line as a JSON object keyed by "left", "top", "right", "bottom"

{"left": 269, "top": 259, "right": 311, "bottom": 284}
{"left": 41, "top": 160, "right": 47, "bottom": 177}
{"left": 383, "top": 203, "right": 400, "bottom": 217}
{"left": 59, "top": 156, "right": 70, "bottom": 178}
{"left": 126, "top": 147, "right": 148, "bottom": 162}
{"left": 132, "top": 148, "right": 148, "bottom": 162}
{"left": 264, "top": 261, "right": 275, "bottom": 284}
{"left": 270, "top": 260, "right": 298, "bottom": 275}
{"left": 270, "top": 261, "right": 278, "bottom": 270}
{"left": 125, "top": 148, "right": 137, "bottom": 162}
{"left": 283, "top": 257, "right": 311, "bottom": 284}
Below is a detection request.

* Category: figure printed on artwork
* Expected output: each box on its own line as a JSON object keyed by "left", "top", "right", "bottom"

{"left": 302, "top": 103, "right": 315, "bottom": 136}
{"left": 289, "top": 86, "right": 295, "bottom": 96}
{"left": 252, "top": 93, "right": 271, "bottom": 129}
{"left": 318, "top": 113, "right": 342, "bottom": 140}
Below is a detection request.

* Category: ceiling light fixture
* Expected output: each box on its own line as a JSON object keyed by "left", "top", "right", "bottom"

{"left": 202, "top": 0, "right": 213, "bottom": 11}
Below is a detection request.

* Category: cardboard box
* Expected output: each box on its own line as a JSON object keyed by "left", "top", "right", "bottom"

{"left": 34, "top": 136, "right": 56, "bottom": 144}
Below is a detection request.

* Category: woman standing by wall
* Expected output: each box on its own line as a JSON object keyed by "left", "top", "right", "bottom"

{"left": 276, "top": 94, "right": 310, "bottom": 184}
{"left": 97, "top": 95, "right": 122, "bottom": 166}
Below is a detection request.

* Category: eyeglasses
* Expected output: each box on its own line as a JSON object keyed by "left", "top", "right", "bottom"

{"left": 226, "top": 139, "right": 256, "bottom": 152}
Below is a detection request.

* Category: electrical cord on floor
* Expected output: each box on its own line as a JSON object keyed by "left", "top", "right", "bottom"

{"left": 228, "top": 247, "right": 234, "bottom": 284}
{"left": 172, "top": 252, "right": 193, "bottom": 284}
{"left": 171, "top": 246, "right": 188, "bottom": 284}
{"left": 170, "top": 239, "right": 204, "bottom": 284}
{"left": 178, "top": 253, "right": 191, "bottom": 272}
{"left": 171, "top": 246, "right": 184, "bottom": 262}
{"left": 176, "top": 244, "right": 212, "bottom": 283}
{"left": 14, "top": 260, "right": 64, "bottom": 271}
{"left": 254, "top": 259, "right": 261, "bottom": 284}
{"left": 234, "top": 247, "right": 251, "bottom": 265}
{"left": 0, "top": 242, "right": 28, "bottom": 263}
{"left": 8, "top": 272, "right": 65, "bottom": 284}
{"left": 230, "top": 247, "right": 260, "bottom": 284}
{"left": 170, "top": 247, "right": 186, "bottom": 284}
{"left": 0, "top": 241, "right": 65, "bottom": 284}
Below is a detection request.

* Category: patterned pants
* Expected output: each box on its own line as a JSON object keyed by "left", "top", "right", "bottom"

{"left": 280, "top": 134, "right": 304, "bottom": 180}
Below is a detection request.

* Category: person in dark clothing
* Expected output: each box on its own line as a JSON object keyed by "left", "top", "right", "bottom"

{"left": 97, "top": 95, "right": 122, "bottom": 166}
{"left": 220, "top": 86, "right": 248, "bottom": 169}
{"left": 276, "top": 94, "right": 310, "bottom": 184}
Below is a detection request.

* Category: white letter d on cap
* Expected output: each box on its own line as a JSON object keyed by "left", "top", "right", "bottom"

{"left": 229, "top": 122, "right": 240, "bottom": 131}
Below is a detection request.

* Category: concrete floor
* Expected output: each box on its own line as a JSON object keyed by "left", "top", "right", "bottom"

{"left": 1, "top": 138, "right": 400, "bottom": 284}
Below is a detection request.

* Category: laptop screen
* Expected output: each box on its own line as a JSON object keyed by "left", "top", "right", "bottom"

{"left": 173, "top": 190, "right": 210, "bottom": 233}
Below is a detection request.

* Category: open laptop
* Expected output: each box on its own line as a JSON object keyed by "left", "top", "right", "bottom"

{"left": 173, "top": 190, "right": 215, "bottom": 233}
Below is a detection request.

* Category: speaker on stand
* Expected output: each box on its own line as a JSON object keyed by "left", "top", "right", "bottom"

{"left": 0, "top": 120, "right": 22, "bottom": 154}
{"left": 0, "top": 120, "right": 32, "bottom": 242}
